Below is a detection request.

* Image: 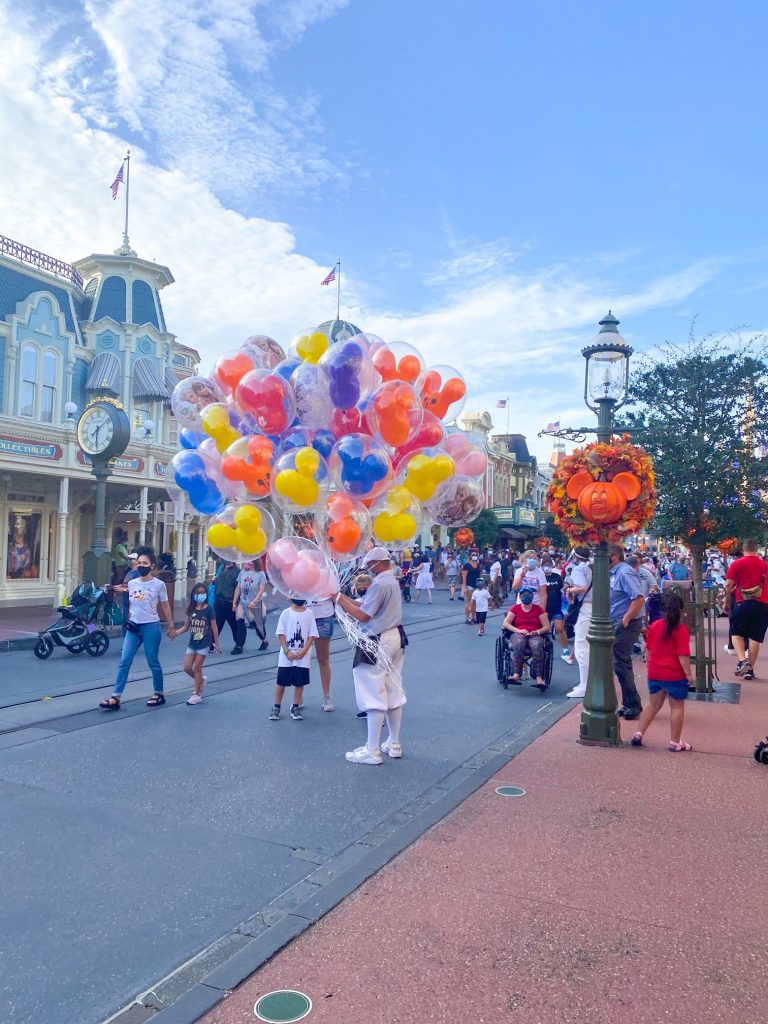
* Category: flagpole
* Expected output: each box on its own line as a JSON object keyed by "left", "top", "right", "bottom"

{"left": 506, "top": 396, "right": 510, "bottom": 435}
{"left": 336, "top": 259, "right": 341, "bottom": 320}
{"left": 122, "top": 149, "right": 131, "bottom": 253}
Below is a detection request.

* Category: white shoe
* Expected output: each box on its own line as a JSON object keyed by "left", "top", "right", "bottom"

{"left": 723, "top": 644, "right": 735, "bottom": 655}
{"left": 561, "top": 654, "right": 576, "bottom": 664}
{"left": 322, "top": 696, "right": 335, "bottom": 712}
{"left": 186, "top": 693, "right": 202, "bottom": 705}
{"left": 566, "top": 687, "right": 586, "bottom": 699}
{"left": 345, "top": 745, "right": 382, "bottom": 765}
{"left": 381, "top": 738, "right": 402, "bottom": 758}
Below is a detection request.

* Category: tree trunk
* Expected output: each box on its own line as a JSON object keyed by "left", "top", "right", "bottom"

{"left": 690, "top": 543, "right": 710, "bottom": 692}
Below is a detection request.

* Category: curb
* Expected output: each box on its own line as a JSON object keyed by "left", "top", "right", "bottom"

{"left": 111, "top": 697, "right": 574, "bottom": 1024}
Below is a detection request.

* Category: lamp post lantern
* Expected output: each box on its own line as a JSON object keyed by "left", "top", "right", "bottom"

{"left": 579, "top": 312, "right": 634, "bottom": 746}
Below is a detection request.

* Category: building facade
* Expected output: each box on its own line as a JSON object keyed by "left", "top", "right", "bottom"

{"left": 0, "top": 233, "right": 201, "bottom": 607}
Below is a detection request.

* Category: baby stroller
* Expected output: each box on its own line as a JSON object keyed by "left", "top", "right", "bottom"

{"left": 33, "top": 580, "right": 110, "bottom": 660}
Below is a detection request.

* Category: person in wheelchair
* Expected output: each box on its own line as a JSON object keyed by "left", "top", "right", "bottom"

{"left": 502, "top": 586, "right": 551, "bottom": 690}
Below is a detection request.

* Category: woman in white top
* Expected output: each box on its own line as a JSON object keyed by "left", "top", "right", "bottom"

{"left": 512, "top": 549, "right": 547, "bottom": 608}
{"left": 234, "top": 560, "right": 269, "bottom": 651}
{"left": 100, "top": 546, "right": 175, "bottom": 710}
{"left": 412, "top": 558, "right": 434, "bottom": 604}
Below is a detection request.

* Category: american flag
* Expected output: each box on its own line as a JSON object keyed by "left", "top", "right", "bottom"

{"left": 546, "top": 419, "right": 560, "bottom": 431}
{"left": 110, "top": 162, "right": 124, "bottom": 200}
{"left": 321, "top": 266, "right": 336, "bottom": 286}
{"left": 495, "top": 399, "right": 507, "bottom": 408}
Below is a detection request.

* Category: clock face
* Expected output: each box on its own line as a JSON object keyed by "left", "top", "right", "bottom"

{"left": 78, "top": 406, "right": 115, "bottom": 455}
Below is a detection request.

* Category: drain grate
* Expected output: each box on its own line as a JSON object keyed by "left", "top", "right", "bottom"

{"left": 495, "top": 785, "right": 526, "bottom": 797}
{"left": 254, "top": 990, "right": 312, "bottom": 1022}
{"left": 687, "top": 682, "right": 741, "bottom": 705}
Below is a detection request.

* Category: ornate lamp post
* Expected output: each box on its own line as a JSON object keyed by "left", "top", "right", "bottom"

{"left": 579, "top": 312, "right": 633, "bottom": 745}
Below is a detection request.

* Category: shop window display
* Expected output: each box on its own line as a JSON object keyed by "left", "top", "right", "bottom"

{"left": 6, "top": 512, "right": 42, "bottom": 580}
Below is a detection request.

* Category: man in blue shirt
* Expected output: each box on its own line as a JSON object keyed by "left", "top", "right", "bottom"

{"left": 608, "top": 544, "right": 646, "bottom": 719}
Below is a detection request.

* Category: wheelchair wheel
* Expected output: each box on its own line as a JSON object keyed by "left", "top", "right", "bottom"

{"left": 541, "top": 636, "right": 554, "bottom": 689}
{"left": 495, "top": 636, "right": 505, "bottom": 683}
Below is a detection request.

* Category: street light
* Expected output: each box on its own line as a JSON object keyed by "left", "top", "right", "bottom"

{"left": 579, "top": 312, "right": 634, "bottom": 746}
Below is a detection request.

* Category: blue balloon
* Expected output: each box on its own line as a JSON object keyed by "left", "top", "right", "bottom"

{"left": 179, "top": 428, "right": 204, "bottom": 450}
{"left": 280, "top": 426, "right": 313, "bottom": 452}
{"left": 312, "top": 428, "right": 335, "bottom": 460}
{"left": 274, "top": 356, "right": 302, "bottom": 382}
{"left": 173, "top": 451, "right": 225, "bottom": 515}
{"left": 326, "top": 341, "right": 363, "bottom": 410}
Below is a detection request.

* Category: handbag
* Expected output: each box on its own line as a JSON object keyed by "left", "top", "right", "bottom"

{"left": 565, "top": 580, "right": 592, "bottom": 627}
{"left": 125, "top": 618, "right": 139, "bottom": 633}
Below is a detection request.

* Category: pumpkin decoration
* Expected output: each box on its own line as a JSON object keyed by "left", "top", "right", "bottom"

{"left": 454, "top": 526, "right": 475, "bottom": 548}
{"left": 547, "top": 436, "right": 656, "bottom": 544}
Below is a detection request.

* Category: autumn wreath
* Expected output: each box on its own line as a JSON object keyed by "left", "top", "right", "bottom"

{"left": 546, "top": 436, "right": 657, "bottom": 544}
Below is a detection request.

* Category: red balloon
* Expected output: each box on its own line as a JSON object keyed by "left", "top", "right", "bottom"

{"left": 393, "top": 410, "right": 445, "bottom": 469}
{"left": 330, "top": 407, "right": 363, "bottom": 437}
{"left": 236, "top": 370, "right": 294, "bottom": 435}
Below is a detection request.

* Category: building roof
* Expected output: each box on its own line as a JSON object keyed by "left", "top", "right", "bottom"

{"left": 493, "top": 433, "right": 536, "bottom": 464}
{"left": 0, "top": 259, "right": 83, "bottom": 341}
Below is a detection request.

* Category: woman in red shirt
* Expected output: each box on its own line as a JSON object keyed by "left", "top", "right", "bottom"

{"left": 630, "top": 591, "right": 694, "bottom": 751}
{"left": 502, "top": 587, "right": 550, "bottom": 690}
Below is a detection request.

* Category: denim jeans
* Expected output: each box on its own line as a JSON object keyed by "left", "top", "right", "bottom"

{"left": 612, "top": 618, "right": 642, "bottom": 711}
{"left": 114, "top": 621, "right": 163, "bottom": 695}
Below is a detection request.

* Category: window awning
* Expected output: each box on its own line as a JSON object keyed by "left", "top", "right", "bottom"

{"left": 85, "top": 352, "right": 121, "bottom": 395}
{"left": 163, "top": 367, "right": 179, "bottom": 403}
{"left": 498, "top": 527, "right": 527, "bottom": 540}
{"left": 133, "top": 357, "right": 170, "bottom": 400}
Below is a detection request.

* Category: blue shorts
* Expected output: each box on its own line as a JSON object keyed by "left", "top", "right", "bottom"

{"left": 315, "top": 615, "right": 335, "bottom": 639}
{"left": 549, "top": 611, "right": 564, "bottom": 621}
{"left": 648, "top": 678, "right": 689, "bottom": 701}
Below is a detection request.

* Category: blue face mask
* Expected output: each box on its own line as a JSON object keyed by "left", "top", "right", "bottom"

{"left": 520, "top": 592, "right": 534, "bottom": 604}
{"left": 194, "top": 594, "right": 207, "bottom": 604}
{"left": 526, "top": 558, "right": 537, "bottom": 569}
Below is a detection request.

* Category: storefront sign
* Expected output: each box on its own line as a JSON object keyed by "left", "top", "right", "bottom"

{"left": 154, "top": 461, "right": 168, "bottom": 477}
{"left": 77, "top": 451, "right": 145, "bottom": 472}
{"left": 0, "top": 436, "right": 62, "bottom": 460}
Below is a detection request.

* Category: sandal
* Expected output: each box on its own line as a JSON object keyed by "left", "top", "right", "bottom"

{"left": 146, "top": 694, "right": 166, "bottom": 707}
{"left": 99, "top": 696, "right": 121, "bottom": 711}
{"left": 669, "top": 740, "right": 693, "bottom": 752}
{"left": 630, "top": 731, "right": 643, "bottom": 746}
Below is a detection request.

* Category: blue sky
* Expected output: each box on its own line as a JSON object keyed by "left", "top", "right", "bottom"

{"left": 0, "top": 0, "right": 766, "bottom": 458}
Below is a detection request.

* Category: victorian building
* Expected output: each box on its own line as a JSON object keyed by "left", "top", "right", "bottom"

{"left": 0, "top": 233, "right": 200, "bottom": 607}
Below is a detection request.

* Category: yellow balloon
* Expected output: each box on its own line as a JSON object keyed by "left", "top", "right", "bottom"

{"left": 384, "top": 485, "right": 411, "bottom": 515}
{"left": 404, "top": 453, "right": 455, "bottom": 501}
{"left": 275, "top": 469, "right": 318, "bottom": 507}
{"left": 238, "top": 528, "right": 267, "bottom": 556}
{"left": 295, "top": 446, "right": 320, "bottom": 475}
{"left": 234, "top": 504, "right": 262, "bottom": 531}
{"left": 202, "top": 403, "right": 241, "bottom": 453}
{"left": 208, "top": 523, "right": 237, "bottom": 548}
{"left": 374, "top": 511, "right": 417, "bottom": 543}
{"left": 295, "top": 331, "right": 329, "bottom": 364}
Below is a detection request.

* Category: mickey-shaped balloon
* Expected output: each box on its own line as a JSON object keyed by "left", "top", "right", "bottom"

{"left": 221, "top": 435, "right": 275, "bottom": 499}
{"left": 213, "top": 351, "right": 256, "bottom": 395}
{"left": 207, "top": 503, "right": 275, "bottom": 562}
{"left": 235, "top": 369, "right": 296, "bottom": 436}
{"left": 172, "top": 450, "right": 226, "bottom": 515}
{"left": 400, "top": 449, "right": 455, "bottom": 502}
{"left": 318, "top": 339, "right": 374, "bottom": 410}
{"left": 266, "top": 536, "right": 339, "bottom": 599}
{"left": 565, "top": 471, "right": 642, "bottom": 525}
{"left": 372, "top": 485, "right": 420, "bottom": 548}
{"left": 201, "top": 403, "right": 242, "bottom": 453}
{"left": 367, "top": 381, "right": 423, "bottom": 448}
{"left": 272, "top": 446, "right": 329, "bottom": 512}
{"left": 315, "top": 493, "right": 372, "bottom": 562}
{"left": 371, "top": 340, "right": 425, "bottom": 390}
{"left": 291, "top": 326, "right": 330, "bottom": 365}
{"left": 421, "top": 365, "right": 467, "bottom": 422}
{"left": 329, "top": 433, "right": 393, "bottom": 501}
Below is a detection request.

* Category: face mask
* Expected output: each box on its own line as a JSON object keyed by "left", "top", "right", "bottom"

{"left": 194, "top": 594, "right": 206, "bottom": 604}
{"left": 520, "top": 593, "right": 533, "bottom": 605}
{"left": 526, "top": 558, "right": 537, "bottom": 570}
{"left": 137, "top": 565, "right": 151, "bottom": 577}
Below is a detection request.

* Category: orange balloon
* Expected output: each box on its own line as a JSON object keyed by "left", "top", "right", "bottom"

{"left": 327, "top": 493, "right": 355, "bottom": 518}
{"left": 217, "top": 353, "right": 254, "bottom": 391}
{"left": 327, "top": 516, "right": 362, "bottom": 554}
{"left": 398, "top": 355, "right": 422, "bottom": 383}
{"left": 372, "top": 348, "right": 397, "bottom": 380}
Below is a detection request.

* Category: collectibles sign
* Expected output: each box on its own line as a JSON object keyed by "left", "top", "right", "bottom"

{"left": 0, "top": 436, "right": 63, "bottom": 460}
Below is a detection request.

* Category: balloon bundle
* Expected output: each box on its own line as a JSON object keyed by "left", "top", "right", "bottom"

{"left": 169, "top": 325, "right": 486, "bottom": 601}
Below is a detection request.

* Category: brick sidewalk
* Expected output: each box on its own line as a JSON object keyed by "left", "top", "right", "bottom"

{"left": 193, "top": 621, "right": 767, "bottom": 1024}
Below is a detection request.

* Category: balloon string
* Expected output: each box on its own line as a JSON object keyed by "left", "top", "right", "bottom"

{"left": 333, "top": 603, "right": 406, "bottom": 698}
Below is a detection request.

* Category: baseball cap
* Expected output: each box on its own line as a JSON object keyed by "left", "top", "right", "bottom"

{"left": 519, "top": 585, "right": 536, "bottom": 595}
{"left": 362, "top": 546, "right": 391, "bottom": 567}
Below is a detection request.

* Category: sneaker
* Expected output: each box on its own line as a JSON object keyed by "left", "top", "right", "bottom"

{"left": 290, "top": 705, "right": 304, "bottom": 720}
{"left": 345, "top": 745, "right": 382, "bottom": 765}
{"left": 561, "top": 654, "right": 575, "bottom": 664}
{"left": 356, "top": 710, "right": 368, "bottom": 719}
{"left": 259, "top": 640, "right": 269, "bottom": 651}
{"left": 735, "top": 659, "right": 750, "bottom": 676}
{"left": 561, "top": 647, "right": 570, "bottom": 658}
{"left": 322, "top": 696, "right": 335, "bottom": 712}
{"left": 231, "top": 646, "right": 243, "bottom": 655}
{"left": 297, "top": 702, "right": 304, "bottom": 711}
{"left": 381, "top": 738, "right": 402, "bottom": 758}
{"left": 186, "top": 693, "right": 202, "bottom": 705}
{"left": 723, "top": 644, "right": 735, "bottom": 655}
{"left": 269, "top": 705, "right": 280, "bottom": 721}
{"left": 743, "top": 669, "right": 755, "bottom": 680}
{"left": 567, "top": 687, "right": 586, "bottom": 699}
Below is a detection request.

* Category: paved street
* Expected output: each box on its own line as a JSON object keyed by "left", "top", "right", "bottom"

{"left": 0, "top": 597, "right": 575, "bottom": 1024}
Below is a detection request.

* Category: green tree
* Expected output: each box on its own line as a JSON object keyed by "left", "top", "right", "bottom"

{"left": 471, "top": 508, "right": 502, "bottom": 549}
{"left": 626, "top": 333, "right": 768, "bottom": 686}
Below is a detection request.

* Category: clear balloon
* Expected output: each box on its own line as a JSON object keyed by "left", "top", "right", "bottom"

{"left": 172, "top": 450, "right": 226, "bottom": 515}
{"left": 329, "top": 433, "right": 394, "bottom": 501}
{"left": 330, "top": 407, "right": 364, "bottom": 438}
{"left": 273, "top": 356, "right": 302, "bottom": 383}
{"left": 240, "top": 334, "right": 286, "bottom": 370}
{"left": 221, "top": 435, "right": 275, "bottom": 499}
{"left": 443, "top": 432, "right": 488, "bottom": 479}
{"left": 235, "top": 369, "right": 297, "bottom": 436}
{"left": 421, "top": 365, "right": 467, "bottom": 422}
{"left": 312, "top": 428, "right": 336, "bottom": 460}
{"left": 290, "top": 361, "right": 335, "bottom": 431}
{"left": 207, "top": 502, "right": 276, "bottom": 564}
{"left": 212, "top": 350, "right": 257, "bottom": 396}
{"left": 398, "top": 447, "right": 455, "bottom": 503}
{"left": 315, "top": 493, "right": 372, "bottom": 563}
{"left": 179, "top": 428, "right": 204, "bottom": 450}
{"left": 370, "top": 485, "right": 422, "bottom": 550}
{"left": 201, "top": 402, "right": 242, "bottom": 453}
{"left": 366, "top": 381, "right": 424, "bottom": 448}
{"left": 317, "top": 338, "right": 377, "bottom": 410}
{"left": 426, "top": 475, "right": 485, "bottom": 527}
{"left": 171, "top": 376, "right": 225, "bottom": 432}
{"left": 392, "top": 409, "right": 446, "bottom": 469}
{"left": 371, "top": 340, "right": 426, "bottom": 391}
{"left": 290, "top": 324, "right": 331, "bottom": 365}
{"left": 271, "top": 446, "right": 330, "bottom": 514}
{"left": 279, "top": 426, "right": 314, "bottom": 452}
{"left": 266, "top": 536, "right": 339, "bottom": 600}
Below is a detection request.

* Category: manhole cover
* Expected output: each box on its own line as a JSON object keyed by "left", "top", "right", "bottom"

{"left": 254, "top": 989, "right": 312, "bottom": 1023}
{"left": 495, "top": 785, "right": 526, "bottom": 797}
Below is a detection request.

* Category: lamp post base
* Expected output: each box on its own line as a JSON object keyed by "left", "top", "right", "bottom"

{"left": 578, "top": 714, "right": 622, "bottom": 747}
{"left": 578, "top": 539, "right": 623, "bottom": 747}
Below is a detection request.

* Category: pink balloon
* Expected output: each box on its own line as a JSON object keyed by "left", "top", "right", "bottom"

{"left": 460, "top": 451, "right": 488, "bottom": 476}
{"left": 269, "top": 538, "right": 298, "bottom": 571}
{"left": 286, "top": 555, "right": 322, "bottom": 592}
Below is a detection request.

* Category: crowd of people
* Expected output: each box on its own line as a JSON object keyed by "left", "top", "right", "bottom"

{"left": 95, "top": 535, "right": 767, "bottom": 764}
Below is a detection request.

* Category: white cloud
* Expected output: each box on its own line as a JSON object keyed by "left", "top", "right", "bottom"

{"left": 0, "top": 6, "right": 721, "bottom": 464}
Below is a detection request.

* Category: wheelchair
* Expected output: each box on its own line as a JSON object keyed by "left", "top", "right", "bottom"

{"left": 495, "top": 627, "right": 553, "bottom": 691}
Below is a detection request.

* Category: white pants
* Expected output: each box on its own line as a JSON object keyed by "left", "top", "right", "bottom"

{"left": 574, "top": 605, "right": 592, "bottom": 692}
{"left": 352, "top": 628, "right": 407, "bottom": 712}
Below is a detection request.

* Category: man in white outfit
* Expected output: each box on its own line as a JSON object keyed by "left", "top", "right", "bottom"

{"left": 335, "top": 547, "right": 407, "bottom": 765}
{"left": 566, "top": 545, "right": 592, "bottom": 699}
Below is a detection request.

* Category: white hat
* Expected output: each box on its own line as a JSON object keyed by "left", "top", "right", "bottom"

{"left": 362, "top": 546, "right": 392, "bottom": 566}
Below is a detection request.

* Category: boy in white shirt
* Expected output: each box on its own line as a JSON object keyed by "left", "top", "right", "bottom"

{"left": 471, "top": 578, "right": 491, "bottom": 636}
{"left": 270, "top": 597, "right": 318, "bottom": 721}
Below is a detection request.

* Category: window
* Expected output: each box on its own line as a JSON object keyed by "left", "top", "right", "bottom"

{"left": 6, "top": 512, "right": 42, "bottom": 580}
{"left": 19, "top": 345, "right": 58, "bottom": 421}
